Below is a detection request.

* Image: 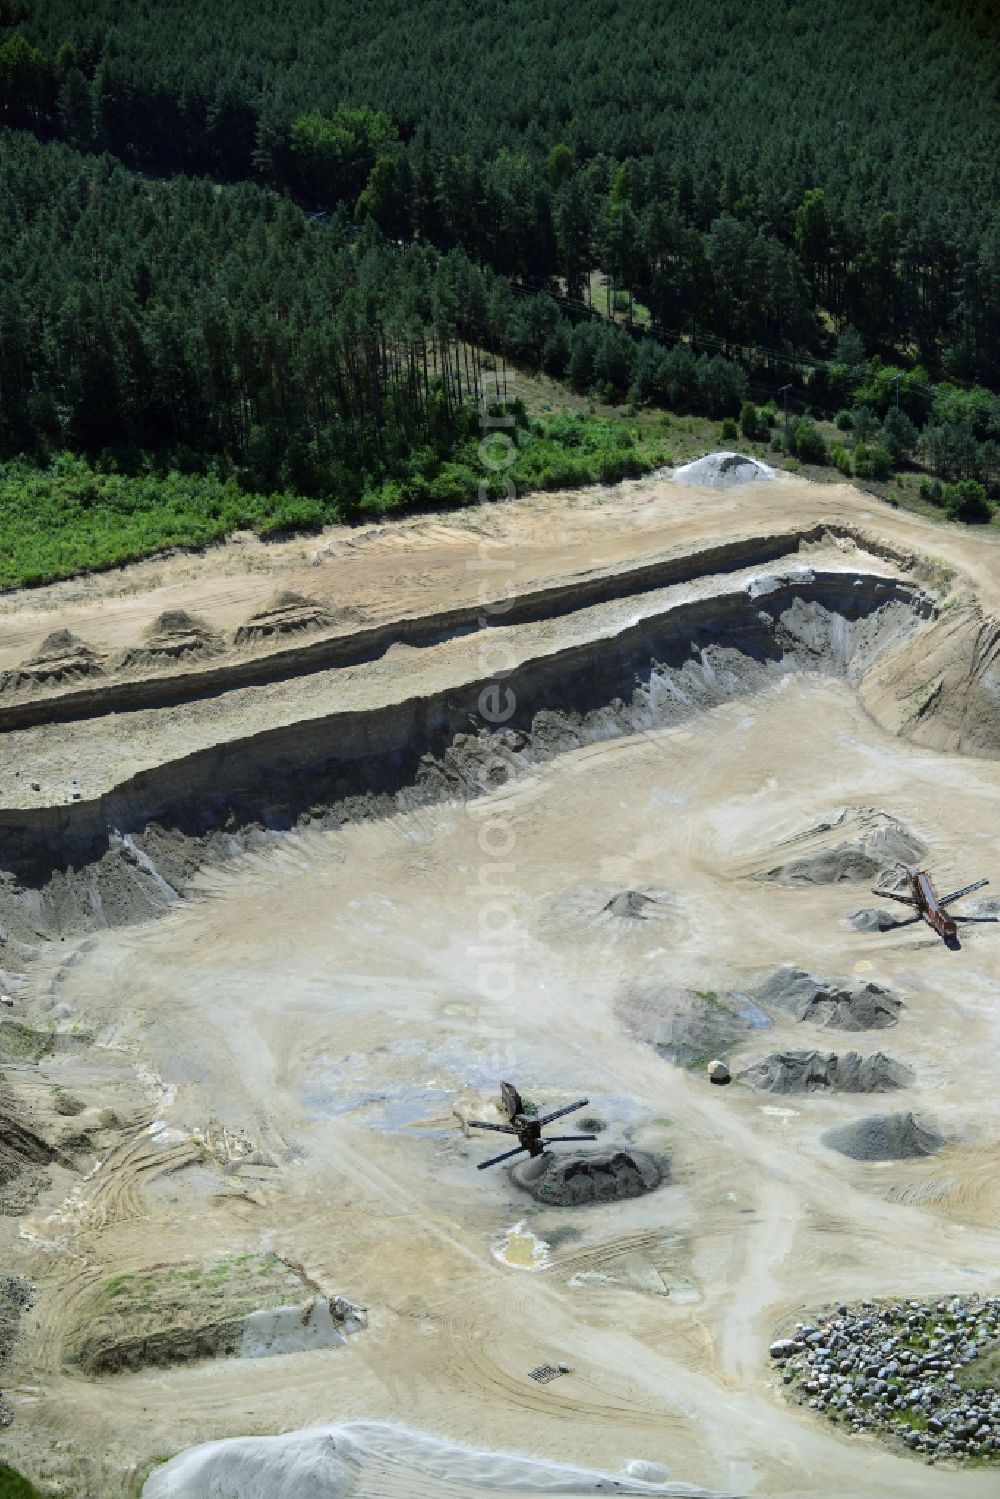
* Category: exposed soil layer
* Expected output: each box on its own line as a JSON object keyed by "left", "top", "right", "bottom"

{"left": 0, "top": 574, "right": 930, "bottom": 944}
{"left": 737, "top": 1051, "right": 911, "bottom": 1094}
{"left": 751, "top": 969, "right": 904, "bottom": 1030}
{"left": 512, "top": 1149, "right": 664, "bottom": 1205}
{"left": 0, "top": 1073, "right": 55, "bottom": 1213}
{"left": 821, "top": 1112, "right": 945, "bottom": 1161}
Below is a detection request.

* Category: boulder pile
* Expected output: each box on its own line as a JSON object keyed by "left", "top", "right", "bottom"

{"left": 770, "top": 1297, "right": 1000, "bottom": 1463}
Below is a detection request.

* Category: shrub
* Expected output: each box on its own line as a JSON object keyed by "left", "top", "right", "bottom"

{"left": 835, "top": 409, "right": 853, "bottom": 430}
{"left": 720, "top": 417, "right": 739, "bottom": 441}
{"left": 881, "top": 407, "right": 919, "bottom": 462}
{"left": 254, "top": 496, "right": 325, "bottom": 535}
{"left": 829, "top": 442, "right": 852, "bottom": 476}
{"left": 869, "top": 444, "right": 893, "bottom": 479}
{"left": 740, "top": 401, "right": 759, "bottom": 439}
{"left": 853, "top": 442, "right": 891, "bottom": 480}
{"left": 918, "top": 476, "right": 944, "bottom": 505}
{"left": 791, "top": 420, "right": 827, "bottom": 465}
{"left": 943, "top": 479, "right": 991, "bottom": 523}
{"left": 850, "top": 404, "right": 880, "bottom": 443}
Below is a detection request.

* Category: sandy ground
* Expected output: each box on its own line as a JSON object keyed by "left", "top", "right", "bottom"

{"left": 2, "top": 470, "right": 1000, "bottom": 1496}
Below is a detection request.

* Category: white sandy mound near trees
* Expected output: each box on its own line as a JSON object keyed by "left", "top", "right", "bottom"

{"left": 672, "top": 452, "right": 775, "bottom": 488}
{"left": 142, "top": 1420, "right": 741, "bottom": 1497}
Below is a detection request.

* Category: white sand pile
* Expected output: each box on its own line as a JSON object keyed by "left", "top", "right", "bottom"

{"left": 142, "top": 1420, "right": 742, "bottom": 1497}
{"left": 672, "top": 452, "right": 775, "bottom": 488}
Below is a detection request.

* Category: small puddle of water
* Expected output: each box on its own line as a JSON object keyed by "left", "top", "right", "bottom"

{"left": 492, "top": 1221, "right": 550, "bottom": 1271}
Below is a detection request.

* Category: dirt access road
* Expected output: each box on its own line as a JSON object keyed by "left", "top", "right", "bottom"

{"left": 2, "top": 467, "right": 1000, "bottom": 1497}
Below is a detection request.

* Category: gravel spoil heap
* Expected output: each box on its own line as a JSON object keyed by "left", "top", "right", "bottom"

{"left": 770, "top": 1297, "right": 1000, "bottom": 1463}
{"left": 672, "top": 451, "right": 775, "bottom": 488}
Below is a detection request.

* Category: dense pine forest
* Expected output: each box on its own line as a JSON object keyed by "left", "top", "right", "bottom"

{"left": 1, "top": 0, "right": 999, "bottom": 580}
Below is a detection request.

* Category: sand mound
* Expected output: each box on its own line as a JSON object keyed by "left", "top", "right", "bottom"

{"left": 0, "top": 628, "right": 105, "bottom": 692}
{"left": 539, "top": 885, "right": 675, "bottom": 937}
{"left": 120, "top": 610, "right": 222, "bottom": 667}
{"left": 603, "top": 890, "right": 659, "bottom": 920}
{"left": 822, "top": 1111, "right": 944, "bottom": 1162}
{"left": 757, "top": 807, "right": 925, "bottom": 885}
{"left": 618, "top": 986, "right": 754, "bottom": 1065}
{"left": 848, "top": 906, "right": 908, "bottom": 932}
{"left": 512, "top": 1148, "right": 664, "bottom": 1205}
{"left": 752, "top": 968, "right": 903, "bottom": 1030}
{"left": 737, "top": 1050, "right": 911, "bottom": 1094}
{"left": 234, "top": 590, "right": 334, "bottom": 645}
{"left": 673, "top": 451, "right": 775, "bottom": 489}
{"left": 141, "top": 1419, "right": 724, "bottom": 1497}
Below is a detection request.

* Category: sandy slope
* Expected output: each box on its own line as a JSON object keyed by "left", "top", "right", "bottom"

{"left": 2, "top": 470, "right": 1000, "bottom": 1496}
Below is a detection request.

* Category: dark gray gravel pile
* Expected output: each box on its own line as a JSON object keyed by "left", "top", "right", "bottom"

{"left": 771, "top": 1297, "right": 1000, "bottom": 1463}
{"left": 822, "top": 1111, "right": 944, "bottom": 1161}
{"left": 752, "top": 968, "right": 904, "bottom": 1030}
{"left": 738, "top": 1050, "right": 911, "bottom": 1094}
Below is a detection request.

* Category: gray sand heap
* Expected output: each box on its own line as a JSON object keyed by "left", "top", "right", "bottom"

{"left": 737, "top": 1050, "right": 910, "bottom": 1094}
{"left": 603, "top": 890, "right": 658, "bottom": 920}
{"left": 822, "top": 1111, "right": 944, "bottom": 1161}
{"left": 760, "top": 808, "right": 925, "bottom": 886}
{"left": 752, "top": 968, "right": 903, "bottom": 1030}
{"left": 848, "top": 907, "right": 909, "bottom": 932}
{"left": 618, "top": 985, "right": 754, "bottom": 1065}
{"left": 513, "top": 1148, "right": 664, "bottom": 1205}
{"left": 673, "top": 451, "right": 775, "bottom": 488}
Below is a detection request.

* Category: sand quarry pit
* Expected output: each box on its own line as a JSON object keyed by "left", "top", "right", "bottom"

{"left": 3, "top": 462, "right": 1000, "bottom": 1495}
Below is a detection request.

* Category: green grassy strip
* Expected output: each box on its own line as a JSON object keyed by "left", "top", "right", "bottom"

{"left": 0, "top": 1464, "right": 44, "bottom": 1499}
{"left": 0, "top": 417, "right": 670, "bottom": 591}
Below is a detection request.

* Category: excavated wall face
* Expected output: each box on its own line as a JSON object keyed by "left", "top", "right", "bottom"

{"left": 0, "top": 573, "right": 930, "bottom": 943}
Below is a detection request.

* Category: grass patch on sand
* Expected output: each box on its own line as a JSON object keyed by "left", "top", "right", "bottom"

{"left": 958, "top": 1343, "right": 1000, "bottom": 1393}
{"left": 68, "top": 1253, "right": 301, "bottom": 1375}
{"left": 0, "top": 1021, "right": 54, "bottom": 1064}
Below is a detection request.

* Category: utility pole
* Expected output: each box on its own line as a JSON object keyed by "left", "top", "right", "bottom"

{"left": 892, "top": 373, "right": 901, "bottom": 410}
{"left": 779, "top": 383, "right": 793, "bottom": 448}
